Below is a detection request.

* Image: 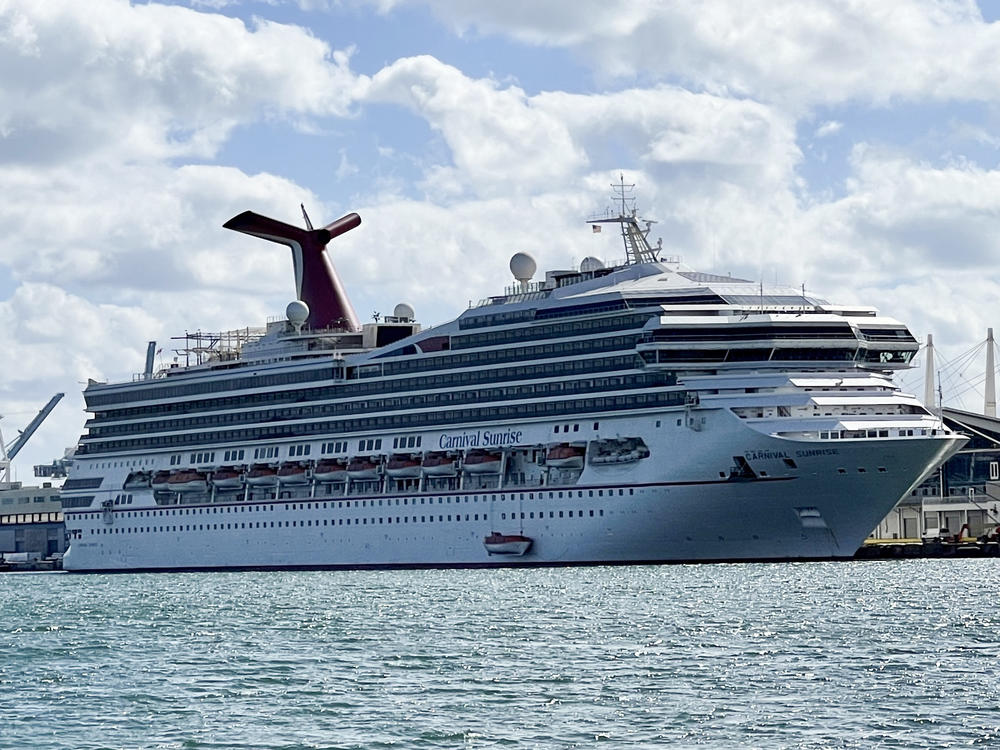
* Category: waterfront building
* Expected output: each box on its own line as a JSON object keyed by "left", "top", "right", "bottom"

{"left": 0, "top": 482, "right": 65, "bottom": 559}
{"left": 871, "top": 407, "right": 1000, "bottom": 540}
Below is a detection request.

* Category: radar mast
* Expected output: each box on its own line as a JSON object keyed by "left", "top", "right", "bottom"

{"left": 587, "top": 174, "right": 661, "bottom": 265}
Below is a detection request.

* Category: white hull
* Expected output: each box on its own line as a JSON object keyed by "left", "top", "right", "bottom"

{"left": 63, "top": 423, "right": 962, "bottom": 572}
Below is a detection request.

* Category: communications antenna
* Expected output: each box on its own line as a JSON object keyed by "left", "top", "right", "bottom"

{"left": 586, "top": 174, "right": 661, "bottom": 265}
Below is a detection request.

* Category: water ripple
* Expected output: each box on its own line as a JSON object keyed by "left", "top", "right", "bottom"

{"left": 2, "top": 561, "right": 1000, "bottom": 748}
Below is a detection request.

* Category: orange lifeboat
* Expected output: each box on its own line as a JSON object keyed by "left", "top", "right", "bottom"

{"left": 545, "top": 444, "right": 585, "bottom": 470}
{"left": 386, "top": 455, "right": 421, "bottom": 478}
{"left": 347, "top": 457, "right": 380, "bottom": 480}
{"left": 313, "top": 458, "right": 348, "bottom": 482}
{"left": 246, "top": 464, "right": 279, "bottom": 487}
{"left": 150, "top": 470, "right": 171, "bottom": 492}
{"left": 166, "top": 469, "right": 208, "bottom": 493}
{"left": 421, "top": 452, "right": 458, "bottom": 476}
{"left": 211, "top": 466, "right": 244, "bottom": 490}
{"left": 277, "top": 462, "right": 310, "bottom": 485}
{"left": 462, "top": 449, "right": 502, "bottom": 474}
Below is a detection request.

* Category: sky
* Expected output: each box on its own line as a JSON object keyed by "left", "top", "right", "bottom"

{"left": 2, "top": 0, "right": 1000, "bottom": 481}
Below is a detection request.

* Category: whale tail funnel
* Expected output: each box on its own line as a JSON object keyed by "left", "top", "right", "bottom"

{"left": 223, "top": 209, "right": 361, "bottom": 332}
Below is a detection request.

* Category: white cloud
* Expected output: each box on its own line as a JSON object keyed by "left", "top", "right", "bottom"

{"left": 0, "top": 0, "right": 364, "bottom": 163}
{"left": 361, "top": 55, "right": 800, "bottom": 204}
{"left": 364, "top": 56, "right": 587, "bottom": 197}
{"left": 814, "top": 120, "right": 842, "bottom": 138}
{"left": 371, "top": 1, "right": 1000, "bottom": 108}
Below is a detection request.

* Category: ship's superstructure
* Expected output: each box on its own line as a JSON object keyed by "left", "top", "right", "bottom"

{"left": 60, "top": 197, "right": 965, "bottom": 571}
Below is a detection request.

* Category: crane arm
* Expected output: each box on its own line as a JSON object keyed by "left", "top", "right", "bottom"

{"left": 8, "top": 393, "right": 64, "bottom": 460}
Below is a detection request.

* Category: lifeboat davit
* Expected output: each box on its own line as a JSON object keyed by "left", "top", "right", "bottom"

{"left": 313, "top": 458, "right": 348, "bottom": 482}
{"left": 150, "top": 471, "right": 171, "bottom": 492}
{"left": 421, "top": 452, "right": 457, "bottom": 476}
{"left": 246, "top": 464, "right": 279, "bottom": 487}
{"left": 462, "top": 449, "right": 502, "bottom": 474}
{"left": 483, "top": 532, "right": 533, "bottom": 556}
{"left": 123, "top": 470, "right": 152, "bottom": 490}
{"left": 277, "top": 462, "right": 311, "bottom": 485}
{"left": 347, "top": 457, "right": 380, "bottom": 480}
{"left": 546, "top": 443, "right": 585, "bottom": 470}
{"left": 211, "top": 466, "right": 244, "bottom": 490}
{"left": 166, "top": 470, "right": 208, "bottom": 493}
{"left": 386, "top": 455, "right": 421, "bottom": 478}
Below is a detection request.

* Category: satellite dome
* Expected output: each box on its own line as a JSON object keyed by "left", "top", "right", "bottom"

{"left": 509, "top": 252, "right": 537, "bottom": 283}
{"left": 286, "top": 300, "right": 310, "bottom": 328}
{"left": 580, "top": 256, "right": 605, "bottom": 273}
{"left": 393, "top": 302, "right": 415, "bottom": 321}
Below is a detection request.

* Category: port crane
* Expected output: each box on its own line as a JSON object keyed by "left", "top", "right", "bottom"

{"left": 0, "top": 393, "right": 64, "bottom": 487}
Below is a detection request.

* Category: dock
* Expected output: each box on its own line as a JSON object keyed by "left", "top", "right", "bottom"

{"left": 856, "top": 537, "right": 1000, "bottom": 559}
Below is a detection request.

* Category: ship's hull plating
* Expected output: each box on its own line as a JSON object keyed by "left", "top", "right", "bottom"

{"left": 62, "top": 429, "right": 962, "bottom": 572}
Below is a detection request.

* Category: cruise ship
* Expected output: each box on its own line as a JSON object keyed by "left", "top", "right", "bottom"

{"left": 60, "top": 196, "right": 965, "bottom": 571}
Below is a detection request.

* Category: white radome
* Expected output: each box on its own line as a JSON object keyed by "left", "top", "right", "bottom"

{"left": 286, "top": 300, "right": 310, "bottom": 326}
{"left": 393, "top": 302, "right": 416, "bottom": 321}
{"left": 581, "top": 256, "right": 605, "bottom": 273}
{"left": 509, "top": 252, "right": 537, "bottom": 283}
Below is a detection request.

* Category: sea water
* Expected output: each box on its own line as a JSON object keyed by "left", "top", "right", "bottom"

{"left": 1, "top": 561, "right": 999, "bottom": 749}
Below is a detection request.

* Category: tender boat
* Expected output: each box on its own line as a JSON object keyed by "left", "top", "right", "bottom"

{"left": 150, "top": 470, "right": 171, "bottom": 492}
{"left": 462, "top": 450, "right": 501, "bottom": 474}
{"left": 313, "top": 458, "right": 348, "bottom": 482}
{"left": 589, "top": 438, "right": 650, "bottom": 466}
{"left": 347, "top": 457, "right": 380, "bottom": 480}
{"left": 386, "top": 455, "right": 421, "bottom": 478}
{"left": 545, "top": 444, "right": 586, "bottom": 470}
{"left": 277, "top": 462, "right": 310, "bottom": 485}
{"left": 421, "top": 452, "right": 457, "bottom": 476}
{"left": 123, "top": 470, "right": 152, "bottom": 490}
{"left": 166, "top": 470, "right": 208, "bottom": 493}
{"left": 483, "top": 532, "right": 533, "bottom": 556}
{"left": 211, "top": 466, "right": 244, "bottom": 490}
{"left": 246, "top": 464, "right": 279, "bottom": 487}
